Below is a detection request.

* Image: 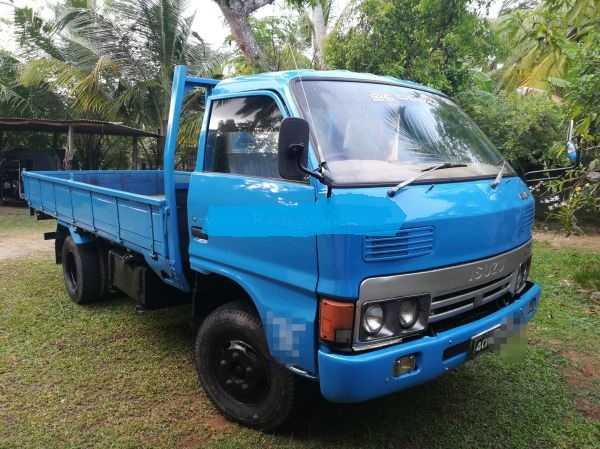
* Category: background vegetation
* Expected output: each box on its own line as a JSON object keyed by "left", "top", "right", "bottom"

{"left": 0, "top": 0, "right": 598, "bottom": 229}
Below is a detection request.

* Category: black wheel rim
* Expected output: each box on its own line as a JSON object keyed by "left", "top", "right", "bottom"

{"left": 65, "top": 252, "right": 77, "bottom": 287}
{"left": 213, "top": 338, "right": 270, "bottom": 404}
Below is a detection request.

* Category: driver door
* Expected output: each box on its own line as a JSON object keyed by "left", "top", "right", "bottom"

{"left": 187, "top": 92, "right": 319, "bottom": 373}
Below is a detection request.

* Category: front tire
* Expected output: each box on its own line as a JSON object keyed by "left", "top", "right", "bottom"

{"left": 195, "top": 302, "right": 295, "bottom": 430}
{"left": 61, "top": 236, "right": 101, "bottom": 304}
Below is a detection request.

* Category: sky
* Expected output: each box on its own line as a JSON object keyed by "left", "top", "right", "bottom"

{"left": 0, "top": 0, "right": 505, "bottom": 54}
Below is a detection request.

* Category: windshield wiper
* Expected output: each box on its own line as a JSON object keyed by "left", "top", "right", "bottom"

{"left": 490, "top": 160, "right": 506, "bottom": 189}
{"left": 387, "top": 162, "right": 467, "bottom": 197}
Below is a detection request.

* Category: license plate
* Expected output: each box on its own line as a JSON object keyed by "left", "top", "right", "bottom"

{"left": 470, "top": 325, "right": 500, "bottom": 359}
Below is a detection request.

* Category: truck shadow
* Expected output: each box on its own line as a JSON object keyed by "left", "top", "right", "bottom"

{"left": 86, "top": 294, "right": 195, "bottom": 352}
{"left": 275, "top": 363, "right": 541, "bottom": 447}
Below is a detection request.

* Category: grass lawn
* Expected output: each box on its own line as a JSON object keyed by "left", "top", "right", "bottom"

{"left": 0, "top": 206, "right": 54, "bottom": 236}
{"left": 1, "top": 210, "right": 599, "bottom": 448}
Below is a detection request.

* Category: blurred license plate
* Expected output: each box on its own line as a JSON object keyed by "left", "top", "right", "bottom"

{"left": 470, "top": 325, "right": 500, "bottom": 359}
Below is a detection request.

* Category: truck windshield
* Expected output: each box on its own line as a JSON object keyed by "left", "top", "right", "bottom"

{"left": 293, "top": 80, "right": 515, "bottom": 185}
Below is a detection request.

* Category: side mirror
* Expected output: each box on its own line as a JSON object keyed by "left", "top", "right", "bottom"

{"left": 278, "top": 117, "right": 310, "bottom": 181}
{"left": 565, "top": 120, "right": 580, "bottom": 165}
{"left": 524, "top": 119, "right": 581, "bottom": 184}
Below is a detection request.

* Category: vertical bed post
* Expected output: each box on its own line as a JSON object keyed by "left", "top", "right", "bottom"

{"left": 162, "top": 65, "right": 190, "bottom": 292}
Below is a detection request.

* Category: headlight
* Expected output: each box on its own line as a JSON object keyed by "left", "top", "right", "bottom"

{"left": 362, "top": 304, "right": 385, "bottom": 335}
{"left": 398, "top": 299, "right": 418, "bottom": 328}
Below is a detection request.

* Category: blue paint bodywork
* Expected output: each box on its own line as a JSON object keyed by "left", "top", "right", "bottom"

{"left": 315, "top": 179, "right": 534, "bottom": 299}
{"left": 22, "top": 66, "right": 541, "bottom": 397}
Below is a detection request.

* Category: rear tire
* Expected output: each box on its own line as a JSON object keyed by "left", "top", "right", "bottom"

{"left": 61, "top": 236, "right": 101, "bottom": 304}
{"left": 195, "top": 301, "right": 295, "bottom": 431}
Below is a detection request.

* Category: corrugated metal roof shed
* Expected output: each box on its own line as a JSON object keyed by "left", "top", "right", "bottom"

{"left": 0, "top": 118, "right": 160, "bottom": 138}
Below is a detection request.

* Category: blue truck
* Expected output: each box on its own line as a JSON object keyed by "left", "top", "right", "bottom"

{"left": 22, "top": 65, "right": 552, "bottom": 430}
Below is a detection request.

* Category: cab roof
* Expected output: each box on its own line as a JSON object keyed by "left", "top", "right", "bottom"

{"left": 211, "top": 69, "right": 447, "bottom": 98}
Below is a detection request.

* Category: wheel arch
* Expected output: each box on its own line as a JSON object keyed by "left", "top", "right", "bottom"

{"left": 192, "top": 271, "right": 259, "bottom": 320}
{"left": 191, "top": 267, "right": 318, "bottom": 376}
{"left": 54, "top": 223, "right": 96, "bottom": 263}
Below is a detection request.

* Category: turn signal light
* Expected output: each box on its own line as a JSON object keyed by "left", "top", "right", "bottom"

{"left": 320, "top": 298, "right": 354, "bottom": 344}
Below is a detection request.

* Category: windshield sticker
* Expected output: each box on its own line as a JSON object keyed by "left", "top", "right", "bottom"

{"left": 370, "top": 92, "right": 439, "bottom": 106}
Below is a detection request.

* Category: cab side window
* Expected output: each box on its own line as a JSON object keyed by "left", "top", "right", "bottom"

{"left": 204, "top": 95, "right": 283, "bottom": 179}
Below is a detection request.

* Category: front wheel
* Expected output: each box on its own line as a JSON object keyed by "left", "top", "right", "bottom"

{"left": 194, "top": 302, "right": 295, "bottom": 430}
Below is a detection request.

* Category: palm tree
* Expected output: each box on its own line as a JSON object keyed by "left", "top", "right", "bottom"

{"left": 495, "top": 0, "right": 599, "bottom": 93}
{"left": 13, "top": 0, "right": 223, "bottom": 167}
{"left": 0, "top": 49, "right": 67, "bottom": 119}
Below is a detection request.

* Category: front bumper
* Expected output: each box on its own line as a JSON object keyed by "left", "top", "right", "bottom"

{"left": 318, "top": 282, "right": 541, "bottom": 403}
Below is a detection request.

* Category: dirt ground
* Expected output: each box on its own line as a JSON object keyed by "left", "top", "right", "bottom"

{"left": 0, "top": 206, "right": 54, "bottom": 261}
{"left": 0, "top": 231, "right": 54, "bottom": 260}
{"left": 533, "top": 230, "right": 600, "bottom": 252}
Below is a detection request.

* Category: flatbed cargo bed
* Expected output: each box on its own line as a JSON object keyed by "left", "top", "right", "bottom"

{"left": 21, "top": 170, "right": 191, "bottom": 290}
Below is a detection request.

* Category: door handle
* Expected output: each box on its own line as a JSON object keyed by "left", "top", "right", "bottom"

{"left": 191, "top": 226, "right": 208, "bottom": 240}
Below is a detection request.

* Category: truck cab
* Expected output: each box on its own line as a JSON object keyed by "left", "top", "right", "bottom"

{"left": 183, "top": 67, "right": 540, "bottom": 425}
{"left": 22, "top": 66, "right": 542, "bottom": 431}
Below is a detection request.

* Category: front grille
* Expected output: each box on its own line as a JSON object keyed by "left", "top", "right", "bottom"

{"left": 429, "top": 273, "right": 513, "bottom": 324}
{"left": 363, "top": 226, "right": 434, "bottom": 262}
{"left": 435, "top": 292, "right": 513, "bottom": 339}
{"left": 521, "top": 205, "right": 535, "bottom": 233}
{"left": 437, "top": 282, "right": 535, "bottom": 355}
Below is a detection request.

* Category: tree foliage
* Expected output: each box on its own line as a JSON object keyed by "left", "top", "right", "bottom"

{"left": 213, "top": 0, "right": 276, "bottom": 72}
{"left": 214, "top": 0, "right": 330, "bottom": 71}
{"left": 481, "top": 1, "right": 599, "bottom": 232}
{"left": 457, "top": 89, "right": 567, "bottom": 174}
{"left": 0, "top": 49, "right": 67, "bottom": 120}
{"left": 228, "top": 15, "right": 311, "bottom": 74}
{"left": 494, "top": 0, "right": 599, "bottom": 93}
{"left": 323, "top": 0, "right": 504, "bottom": 94}
{"left": 564, "top": 30, "right": 600, "bottom": 141}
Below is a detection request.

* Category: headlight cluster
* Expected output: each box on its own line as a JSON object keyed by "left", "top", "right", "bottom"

{"left": 515, "top": 256, "right": 532, "bottom": 293}
{"left": 359, "top": 295, "right": 430, "bottom": 343}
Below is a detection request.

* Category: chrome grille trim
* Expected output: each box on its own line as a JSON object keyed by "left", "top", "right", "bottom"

{"left": 359, "top": 240, "right": 532, "bottom": 302}
{"left": 429, "top": 279, "right": 513, "bottom": 323}
{"left": 430, "top": 273, "right": 512, "bottom": 311}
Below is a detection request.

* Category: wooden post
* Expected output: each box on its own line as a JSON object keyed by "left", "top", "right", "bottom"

{"left": 157, "top": 122, "right": 166, "bottom": 169}
{"left": 132, "top": 135, "right": 139, "bottom": 170}
{"left": 64, "top": 126, "right": 74, "bottom": 170}
{"left": 53, "top": 132, "right": 59, "bottom": 170}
